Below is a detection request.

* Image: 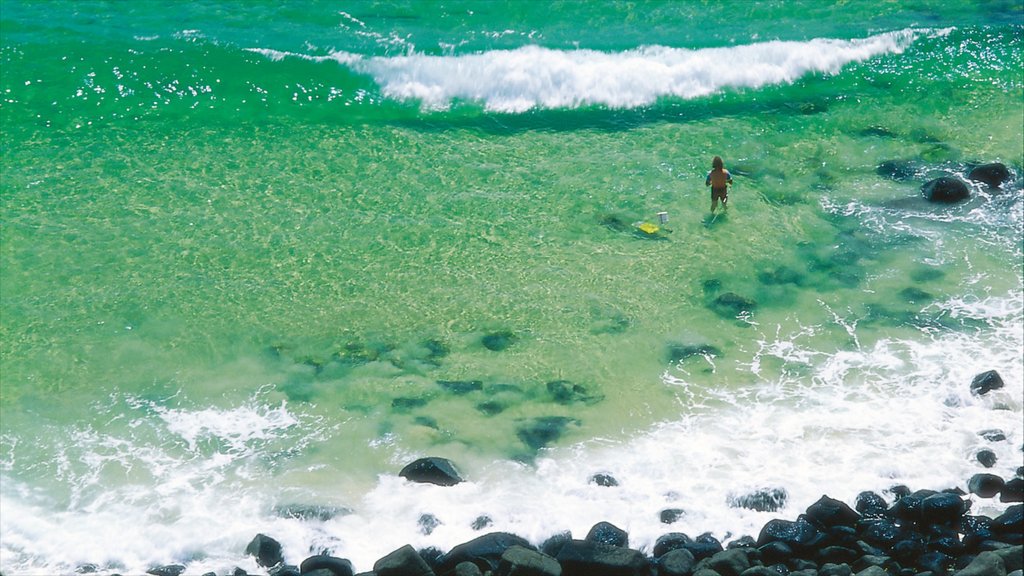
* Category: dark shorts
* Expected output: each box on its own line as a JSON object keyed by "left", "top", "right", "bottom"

{"left": 711, "top": 187, "right": 728, "bottom": 202}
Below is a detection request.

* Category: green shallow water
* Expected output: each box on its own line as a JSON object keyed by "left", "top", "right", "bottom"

{"left": 2, "top": 0, "right": 1022, "bottom": 495}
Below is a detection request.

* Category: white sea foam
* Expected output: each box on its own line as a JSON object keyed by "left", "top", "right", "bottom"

{"left": 4, "top": 289, "right": 1018, "bottom": 575}
{"left": 247, "top": 29, "right": 926, "bottom": 112}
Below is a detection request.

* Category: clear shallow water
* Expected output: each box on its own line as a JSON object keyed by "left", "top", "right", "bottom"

{"left": 1, "top": 1, "right": 1022, "bottom": 574}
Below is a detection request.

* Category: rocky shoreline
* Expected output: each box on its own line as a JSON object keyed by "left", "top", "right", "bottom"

{"left": 132, "top": 465, "right": 1023, "bottom": 576}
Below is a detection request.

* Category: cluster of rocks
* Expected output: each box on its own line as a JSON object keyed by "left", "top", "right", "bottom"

{"left": 875, "top": 159, "right": 1015, "bottom": 203}
{"left": 149, "top": 484, "right": 1021, "bottom": 576}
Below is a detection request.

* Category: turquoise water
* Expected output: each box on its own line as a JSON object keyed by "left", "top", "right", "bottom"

{"left": 2, "top": 2, "right": 1023, "bottom": 574}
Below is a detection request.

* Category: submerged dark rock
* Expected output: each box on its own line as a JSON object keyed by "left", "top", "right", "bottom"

{"left": 547, "top": 380, "right": 603, "bottom": 405}
{"left": 516, "top": 416, "right": 580, "bottom": 451}
{"left": 922, "top": 176, "right": 970, "bottom": 203}
{"left": 482, "top": 331, "right": 518, "bottom": 351}
{"left": 667, "top": 343, "right": 722, "bottom": 363}
{"left": 437, "top": 380, "right": 484, "bottom": 395}
{"left": 877, "top": 159, "right": 921, "bottom": 181}
{"left": 399, "top": 457, "right": 464, "bottom": 486}
{"left": 709, "top": 292, "right": 758, "bottom": 318}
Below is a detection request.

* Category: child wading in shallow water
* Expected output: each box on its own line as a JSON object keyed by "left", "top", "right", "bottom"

{"left": 705, "top": 156, "right": 733, "bottom": 214}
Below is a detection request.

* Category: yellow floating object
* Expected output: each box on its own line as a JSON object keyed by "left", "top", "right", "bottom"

{"left": 637, "top": 222, "right": 660, "bottom": 234}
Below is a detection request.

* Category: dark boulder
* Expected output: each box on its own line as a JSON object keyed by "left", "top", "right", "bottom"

{"left": 730, "top": 488, "right": 788, "bottom": 513}
{"left": 922, "top": 176, "right": 970, "bottom": 203}
{"left": 706, "top": 548, "right": 754, "bottom": 576}
{"left": 586, "top": 521, "right": 629, "bottom": 548}
{"left": 494, "top": 545, "right": 561, "bottom": 576}
{"left": 806, "top": 495, "right": 860, "bottom": 529}
{"left": 756, "top": 518, "right": 824, "bottom": 552}
{"left": 269, "top": 566, "right": 300, "bottom": 576}
{"left": 1001, "top": 478, "right": 1024, "bottom": 503}
{"left": 540, "top": 531, "right": 572, "bottom": 559}
{"left": 273, "top": 504, "right": 351, "bottom": 521}
{"left": 373, "top": 544, "right": 434, "bottom": 576}
{"left": 857, "top": 518, "right": 901, "bottom": 549}
{"left": 590, "top": 474, "right": 619, "bottom": 487}
{"left": 419, "top": 514, "right": 442, "bottom": 535}
{"left": 855, "top": 491, "right": 889, "bottom": 517}
{"left": 967, "top": 162, "right": 1011, "bottom": 188}
{"left": 300, "top": 555, "right": 354, "bottom": 576}
{"left": 690, "top": 533, "right": 725, "bottom": 561}
{"left": 816, "top": 545, "right": 859, "bottom": 565}
{"left": 555, "top": 540, "right": 650, "bottom": 576}
{"left": 920, "top": 492, "right": 966, "bottom": 525}
{"left": 660, "top": 509, "right": 686, "bottom": 524}
{"left": 977, "top": 449, "right": 998, "bottom": 468}
{"left": 399, "top": 457, "right": 464, "bottom": 486}
{"left": 980, "top": 429, "right": 1007, "bottom": 442}
{"left": 439, "top": 532, "right": 534, "bottom": 573}
{"left": 472, "top": 516, "right": 493, "bottom": 531}
{"left": 657, "top": 548, "right": 696, "bottom": 576}
{"left": 970, "top": 370, "right": 1005, "bottom": 395}
{"left": 917, "top": 550, "right": 954, "bottom": 574}
{"left": 653, "top": 533, "right": 693, "bottom": 558}
{"left": 246, "top": 534, "right": 284, "bottom": 568}
{"left": 968, "top": 474, "right": 1005, "bottom": 498}
{"left": 889, "top": 493, "right": 925, "bottom": 523}
{"left": 756, "top": 540, "right": 793, "bottom": 565}
{"left": 991, "top": 504, "right": 1023, "bottom": 539}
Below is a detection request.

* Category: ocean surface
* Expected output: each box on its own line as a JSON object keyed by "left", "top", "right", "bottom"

{"left": 1, "top": 1, "right": 1022, "bottom": 574}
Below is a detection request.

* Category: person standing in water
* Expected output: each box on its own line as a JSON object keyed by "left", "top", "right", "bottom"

{"left": 705, "top": 156, "right": 733, "bottom": 213}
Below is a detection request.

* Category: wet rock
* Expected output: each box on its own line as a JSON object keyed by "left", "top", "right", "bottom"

{"left": 967, "top": 163, "right": 1011, "bottom": 188}
{"left": 1001, "top": 478, "right": 1024, "bottom": 503}
{"left": 980, "top": 429, "right": 1008, "bottom": 442}
{"left": 991, "top": 505, "right": 1023, "bottom": 539}
{"left": 953, "top": 550, "right": 1007, "bottom": 576}
{"left": 688, "top": 533, "right": 725, "bottom": 561}
{"left": 439, "top": 532, "right": 535, "bottom": 574}
{"left": 419, "top": 513, "right": 442, "bottom": 535}
{"left": 918, "top": 550, "right": 955, "bottom": 573}
{"left": 482, "top": 331, "right": 518, "bottom": 351}
{"left": 454, "top": 561, "right": 483, "bottom": 576}
{"left": 855, "top": 491, "right": 889, "bottom": 517}
{"left": 818, "top": 564, "right": 854, "bottom": 576}
{"left": 730, "top": 487, "right": 788, "bottom": 512}
{"left": 710, "top": 292, "right": 758, "bottom": 318}
{"left": 971, "top": 370, "right": 1005, "bottom": 395}
{"left": 437, "top": 380, "right": 484, "bottom": 395}
{"left": 922, "top": 176, "right": 970, "bottom": 203}
{"left": 516, "top": 416, "right": 580, "bottom": 452}
{"left": 472, "top": 515, "right": 493, "bottom": 531}
{"left": 399, "top": 457, "right": 464, "bottom": 486}
{"left": 706, "top": 548, "right": 753, "bottom": 576}
{"left": 540, "top": 531, "right": 573, "bottom": 559}
{"left": 995, "top": 545, "right": 1023, "bottom": 572}
{"left": 373, "top": 544, "right": 434, "bottom": 576}
{"left": 817, "top": 545, "right": 860, "bottom": 565}
{"left": 658, "top": 548, "right": 697, "bottom": 576}
{"left": 147, "top": 565, "right": 186, "bottom": 576}
{"left": 977, "top": 449, "right": 998, "bottom": 468}
{"left": 269, "top": 566, "right": 300, "bottom": 576}
{"left": 590, "top": 473, "right": 619, "bottom": 487}
{"left": 921, "top": 492, "right": 967, "bottom": 525}
{"left": 968, "top": 474, "right": 1005, "bottom": 498}
{"left": 857, "top": 518, "right": 901, "bottom": 548}
{"left": 494, "top": 545, "right": 561, "bottom": 576}
{"left": 654, "top": 533, "right": 693, "bottom": 558}
{"left": 806, "top": 495, "right": 861, "bottom": 528}
{"left": 555, "top": 540, "right": 650, "bottom": 576}
{"left": 299, "top": 555, "right": 354, "bottom": 576}
{"left": 660, "top": 509, "right": 686, "bottom": 524}
{"left": 586, "top": 521, "right": 629, "bottom": 548}
{"left": 246, "top": 533, "right": 284, "bottom": 568}
{"left": 757, "top": 541, "right": 793, "bottom": 565}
